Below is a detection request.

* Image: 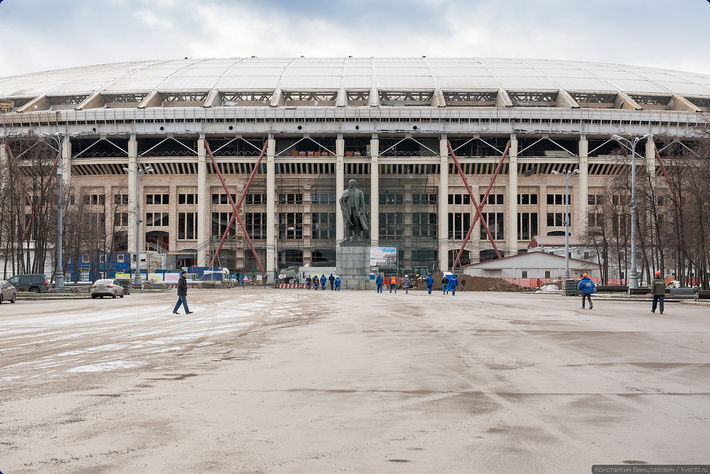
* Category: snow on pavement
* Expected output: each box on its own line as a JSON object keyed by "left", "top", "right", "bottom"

{"left": 0, "top": 289, "right": 304, "bottom": 381}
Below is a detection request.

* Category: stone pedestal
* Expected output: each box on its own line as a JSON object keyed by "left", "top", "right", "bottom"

{"left": 336, "top": 242, "right": 372, "bottom": 290}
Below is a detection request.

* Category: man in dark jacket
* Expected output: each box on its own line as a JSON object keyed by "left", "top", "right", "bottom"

{"left": 329, "top": 273, "right": 335, "bottom": 290}
{"left": 173, "top": 271, "right": 193, "bottom": 314}
{"left": 651, "top": 271, "right": 666, "bottom": 314}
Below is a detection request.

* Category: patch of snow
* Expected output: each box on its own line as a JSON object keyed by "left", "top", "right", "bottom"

{"left": 67, "top": 360, "right": 145, "bottom": 373}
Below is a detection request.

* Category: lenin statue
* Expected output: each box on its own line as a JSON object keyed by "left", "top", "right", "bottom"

{"left": 340, "top": 179, "right": 369, "bottom": 241}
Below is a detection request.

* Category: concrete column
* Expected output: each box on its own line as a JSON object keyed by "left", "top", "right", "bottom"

{"left": 506, "top": 135, "right": 518, "bottom": 256}
{"left": 578, "top": 136, "right": 589, "bottom": 235}
{"left": 370, "top": 135, "right": 379, "bottom": 246}
{"left": 336, "top": 135, "right": 345, "bottom": 243}
{"left": 471, "top": 184, "right": 481, "bottom": 264}
{"left": 61, "top": 138, "right": 72, "bottom": 188}
{"left": 197, "top": 135, "right": 208, "bottom": 266}
{"left": 168, "top": 184, "right": 178, "bottom": 252}
{"left": 266, "top": 135, "right": 276, "bottom": 283}
{"left": 439, "top": 136, "right": 449, "bottom": 271}
{"left": 646, "top": 136, "right": 656, "bottom": 189}
{"left": 127, "top": 136, "right": 138, "bottom": 261}
{"left": 104, "top": 185, "right": 112, "bottom": 248}
{"left": 646, "top": 137, "right": 657, "bottom": 247}
{"left": 539, "top": 184, "right": 548, "bottom": 237}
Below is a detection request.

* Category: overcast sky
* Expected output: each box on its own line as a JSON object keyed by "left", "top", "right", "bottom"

{"left": 0, "top": 0, "right": 709, "bottom": 77}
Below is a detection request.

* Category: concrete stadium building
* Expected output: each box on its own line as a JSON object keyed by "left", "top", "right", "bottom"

{"left": 1, "top": 57, "right": 708, "bottom": 281}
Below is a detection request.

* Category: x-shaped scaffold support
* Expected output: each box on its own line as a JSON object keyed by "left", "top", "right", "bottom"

{"left": 205, "top": 139, "right": 267, "bottom": 278}
{"left": 448, "top": 140, "right": 511, "bottom": 271}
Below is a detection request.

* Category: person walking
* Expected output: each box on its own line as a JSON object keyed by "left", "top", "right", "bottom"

{"left": 651, "top": 271, "right": 666, "bottom": 314}
{"left": 335, "top": 275, "right": 341, "bottom": 291}
{"left": 425, "top": 273, "right": 434, "bottom": 294}
{"left": 173, "top": 271, "right": 193, "bottom": 314}
{"left": 460, "top": 277, "right": 467, "bottom": 292}
{"left": 312, "top": 274, "right": 319, "bottom": 290}
{"left": 577, "top": 273, "right": 595, "bottom": 309}
{"left": 448, "top": 274, "right": 459, "bottom": 296}
{"left": 320, "top": 274, "right": 327, "bottom": 291}
{"left": 306, "top": 275, "right": 311, "bottom": 290}
{"left": 329, "top": 273, "right": 335, "bottom": 291}
{"left": 442, "top": 274, "right": 449, "bottom": 295}
{"left": 389, "top": 274, "right": 397, "bottom": 293}
{"left": 376, "top": 273, "right": 383, "bottom": 293}
{"left": 403, "top": 275, "right": 411, "bottom": 294}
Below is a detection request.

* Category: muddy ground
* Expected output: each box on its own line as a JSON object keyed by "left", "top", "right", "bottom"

{"left": 0, "top": 288, "right": 708, "bottom": 473}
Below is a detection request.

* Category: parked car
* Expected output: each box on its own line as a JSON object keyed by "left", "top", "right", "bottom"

{"left": 114, "top": 278, "right": 132, "bottom": 295}
{"left": 7, "top": 274, "right": 50, "bottom": 293}
{"left": 0, "top": 280, "right": 17, "bottom": 303}
{"left": 90, "top": 279, "right": 125, "bottom": 299}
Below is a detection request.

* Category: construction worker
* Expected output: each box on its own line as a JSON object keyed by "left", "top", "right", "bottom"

{"left": 651, "top": 271, "right": 666, "bottom": 314}
{"left": 376, "top": 273, "right": 383, "bottom": 293}
{"left": 320, "top": 274, "right": 327, "bottom": 291}
{"left": 577, "top": 273, "right": 595, "bottom": 309}
{"left": 448, "top": 274, "right": 459, "bottom": 296}
{"left": 425, "top": 273, "right": 434, "bottom": 294}
{"left": 389, "top": 274, "right": 397, "bottom": 293}
{"left": 335, "top": 275, "right": 341, "bottom": 291}
{"left": 403, "top": 275, "right": 411, "bottom": 294}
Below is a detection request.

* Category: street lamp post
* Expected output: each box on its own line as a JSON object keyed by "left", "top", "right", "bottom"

{"left": 42, "top": 134, "right": 66, "bottom": 291}
{"left": 552, "top": 168, "right": 580, "bottom": 288}
{"left": 612, "top": 134, "right": 652, "bottom": 290}
{"left": 123, "top": 165, "right": 153, "bottom": 286}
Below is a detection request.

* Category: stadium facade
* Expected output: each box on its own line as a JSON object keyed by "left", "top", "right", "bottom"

{"left": 1, "top": 57, "right": 708, "bottom": 281}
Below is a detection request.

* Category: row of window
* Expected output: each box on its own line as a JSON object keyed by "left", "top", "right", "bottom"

{"left": 69, "top": 254, "right": 126, "bottom": 264}
{"left": 109, "top": 209, "right": 574, "bottom": 240}
{"left": 182, "top": 210, "right": 656, "bottom": 241}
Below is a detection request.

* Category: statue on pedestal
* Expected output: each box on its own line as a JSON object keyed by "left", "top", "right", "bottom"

{"left": 339, "top": 179, "right": 369, "bottom": 241}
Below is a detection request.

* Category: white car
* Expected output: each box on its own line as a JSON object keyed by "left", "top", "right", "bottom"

{"left": 0, "top": 280, "right": 17, "bottom": 304}
{"left": 90, "top": 279, "right": 125, "bottom": 299}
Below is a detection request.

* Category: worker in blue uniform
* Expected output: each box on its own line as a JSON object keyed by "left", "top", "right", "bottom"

{"left": 448, "top": 274, "right": 459, "bottom": 296}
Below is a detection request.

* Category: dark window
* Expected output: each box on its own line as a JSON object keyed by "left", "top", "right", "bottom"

{"left": 178, "top": 212, "right": 197, "bottom": 239}
{"left": 278, "top": 213, "right": 303, "bottom": 239}
{"left": 449, "top": 212, "right": 472, "bottom": 240}
{"left": 245, "top": 213, "right": 266, "bottom": 239}
{"left": 517, "top": 212, "right": 538, "bottom": 240}
{"left": 480, "top": 212, "right": 504, "bottom": 240}
{"left": 379, "top": 212, "right": 404, "bottom": 238}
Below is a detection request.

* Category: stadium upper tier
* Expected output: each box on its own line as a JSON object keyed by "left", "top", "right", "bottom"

{"left": 1, "top": 57, "right": 709, "bottom": 112}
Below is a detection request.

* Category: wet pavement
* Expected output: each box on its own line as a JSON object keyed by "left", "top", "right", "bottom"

{"left": 0, "top": 288, "right": 708, "bottom": 473}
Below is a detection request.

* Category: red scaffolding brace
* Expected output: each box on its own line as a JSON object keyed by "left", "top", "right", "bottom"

{"left": 204, "top": 140, "right": 267, "bottom": 278}
{"left": 448, "top": 140, "right": 511, "bottom": 271}
{"left": 653, "top": 144, "right": 678, "bottom": 203}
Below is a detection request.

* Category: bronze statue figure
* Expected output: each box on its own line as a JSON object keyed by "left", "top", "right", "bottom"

{"left": 339, "top": 179, "right": 368, "bottom": 241}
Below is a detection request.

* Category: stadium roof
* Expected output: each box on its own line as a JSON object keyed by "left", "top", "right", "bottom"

{"left": 1, "top": 57, "right": 709, "bottom": 112}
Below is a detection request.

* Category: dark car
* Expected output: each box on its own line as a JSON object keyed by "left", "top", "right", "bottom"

{"left": 7, "top": 274, "right": 50, "bottom": 293}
